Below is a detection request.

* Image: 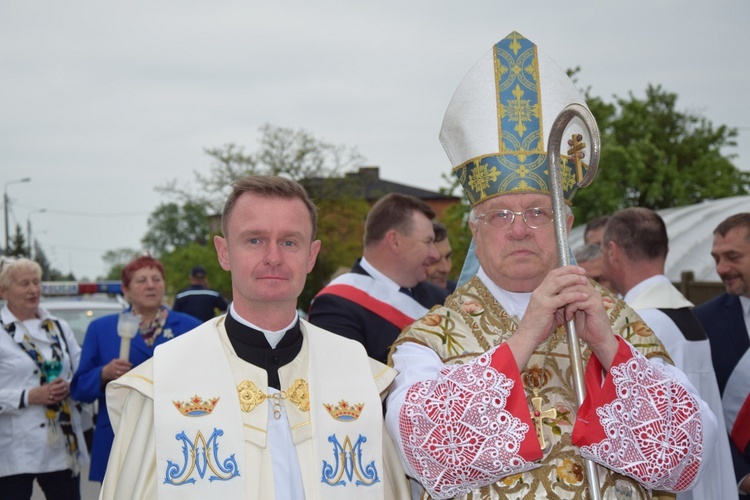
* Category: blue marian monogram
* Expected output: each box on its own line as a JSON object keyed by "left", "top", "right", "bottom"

{"left": 321, "top": 434, "right": 379, "bottom": 487}
{"left": 164, "top": 428, "right": 239, "bottom": 485}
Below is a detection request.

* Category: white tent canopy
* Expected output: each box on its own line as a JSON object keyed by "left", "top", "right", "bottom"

{"left": 569, "top": 195, "right": 750, "bottom": 282}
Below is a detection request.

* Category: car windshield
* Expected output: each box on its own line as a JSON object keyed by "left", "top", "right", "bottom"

{"left": 43, "top": 299, "right": 125, "bottom": 346}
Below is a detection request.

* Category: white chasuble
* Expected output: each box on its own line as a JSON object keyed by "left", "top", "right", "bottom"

{"left": 108, "top": 317, "right": 397, "bottom": 499}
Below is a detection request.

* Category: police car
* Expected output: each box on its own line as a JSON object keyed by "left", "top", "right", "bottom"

{"left": 41, "top": 281, "right": 126, "bottom": 346}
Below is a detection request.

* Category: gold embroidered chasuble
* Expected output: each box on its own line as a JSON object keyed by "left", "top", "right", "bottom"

{"left": 390, "top": 276, "right": 675, "bottom": 500}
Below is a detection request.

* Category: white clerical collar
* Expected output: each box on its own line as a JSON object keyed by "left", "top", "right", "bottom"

{"left": 359, "top": 257, "right": 402, "bottom": 292}
{"left": 228, "top": 303, "right": 298, "bottom": 349}
{"left": 476, "top": 266, "right": 532, "bottom": 321}
{"left": 623, "top": 274, "right": 670, "bottom": 304}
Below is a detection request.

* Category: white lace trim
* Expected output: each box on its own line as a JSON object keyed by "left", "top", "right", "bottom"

{"left": 399, "top": 350, "right": 535, "bottom": 499}
{"left": 580, "top": 343, "right": 703, "bottom": 492}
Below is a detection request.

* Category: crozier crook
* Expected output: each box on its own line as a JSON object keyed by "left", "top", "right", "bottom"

{"left": 546, "top": 102, "right": 602, "bottom": 500}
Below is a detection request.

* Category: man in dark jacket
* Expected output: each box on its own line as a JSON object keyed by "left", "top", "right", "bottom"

{"left": 694, "top": 212, "right": 750, "bottom": 496}
{"left": 308, "top": 193, "right": 449, "bottom": 363}
{"left": 172, "top": 265, "right": 228, "bottom": 322}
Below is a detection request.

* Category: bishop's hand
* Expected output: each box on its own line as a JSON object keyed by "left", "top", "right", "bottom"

{"left": 507, "top": 265, "right": 591, "bottom": 371}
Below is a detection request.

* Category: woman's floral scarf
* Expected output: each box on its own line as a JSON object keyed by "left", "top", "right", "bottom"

{"left": 139, "top": 306, "right": 170, "bottom": 347}
{"left": 2, "top": 318, "right": 80, "bottom": 474}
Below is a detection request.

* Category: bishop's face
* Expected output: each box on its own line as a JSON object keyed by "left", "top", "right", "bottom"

{"left": 470, "top": 193, "right": 572, "bottom": 293}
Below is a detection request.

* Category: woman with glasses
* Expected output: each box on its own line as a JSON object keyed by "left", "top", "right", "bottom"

{"left": 70, "top": 256, "right": 200, "bottom": 484}
{"left": 0, "top": 257, "right": 89, "bottom": 499}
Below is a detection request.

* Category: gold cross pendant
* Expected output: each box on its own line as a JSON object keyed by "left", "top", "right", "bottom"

{"left": 529, "top": 387, "right": 557, "bottom": 449}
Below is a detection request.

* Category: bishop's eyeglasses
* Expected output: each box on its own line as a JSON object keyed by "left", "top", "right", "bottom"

{"left": 474, "top": 207, "right": 554, "bottom": 229}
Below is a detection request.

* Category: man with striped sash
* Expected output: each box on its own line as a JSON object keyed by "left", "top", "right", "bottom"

{"left": 309, "top": 193, "right": 449, "bottom": 363}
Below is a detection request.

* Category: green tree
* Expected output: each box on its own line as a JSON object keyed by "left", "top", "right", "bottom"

{"left": 159, "top": 242, "right": 231, "bottom": 302}
{"left": 102, "top": 248, "right": 142, "bottom": 281}
{"left": 574, "top": 84, "right": 747, "bottom": 223}
{"left": 141, "top": 202, "right": 210, "bottom": 257}
{"left": 157, "top": 124, "right": 365, "bottom": 213}
{"left": 7, "top": 224, "right": 28, "bottom": 258}
{"left": 299, "top": 198, "right": 371, "bottom": 310}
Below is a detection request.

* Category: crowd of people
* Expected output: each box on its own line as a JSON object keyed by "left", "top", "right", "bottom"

{"left": 1, "top": 31, "right": 748, "bottom": 500}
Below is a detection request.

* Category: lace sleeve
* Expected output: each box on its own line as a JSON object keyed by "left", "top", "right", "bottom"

{"left": 398, "top": 344, "right": 539, "bottom": 499}
{"left": 575, "top": 338, "right": 704, "bottom": 492}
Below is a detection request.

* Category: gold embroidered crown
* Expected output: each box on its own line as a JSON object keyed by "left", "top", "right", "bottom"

{"left": 173, "top": 395, "right": 220, "bottom": 417}
{"left": 323, "top": 400, "right": 364, "bottom": 422}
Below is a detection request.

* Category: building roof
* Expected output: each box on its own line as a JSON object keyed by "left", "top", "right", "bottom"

{"left": 306, "top": 167, "right": 460, "bottom": 202}
{"left": 569, "top": 195, "right": 750, "bottom": 282}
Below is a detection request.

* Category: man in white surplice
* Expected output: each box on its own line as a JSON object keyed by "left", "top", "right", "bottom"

{"left": 601, "top": 207, "right": 737, "bottom": 500}
{"left": 100, "top": 176, "right": 410, "bottom": 499}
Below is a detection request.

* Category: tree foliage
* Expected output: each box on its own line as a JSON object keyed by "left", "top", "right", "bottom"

{"left": 159, "top": 242, "right": 232, "bottom": 301}
{"left": 6, "top": 224, "right": 27, "bottom": 258}
{"left": 141, "top": 202, "right": 210, "bottom": 257}
{"left": 126, "top": 80, "right": 746, "bottom": 298}
{"left": 156, "top": 124, "right": 365, "bottom": 214}
{"left": 299, "top": 198, "right": 371, "bottom": 310}
{"left": 574, "top": 84, "right": 747, "bottom": 223}
{"left": 101, "top": 248, "right": 142, "bottom": 281}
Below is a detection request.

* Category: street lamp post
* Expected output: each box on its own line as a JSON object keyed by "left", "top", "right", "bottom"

{"left": 27, "top": 208, "right": 47, "bottom": 259}
{"left": 4, "top": 177, "right": 31, "bottom": 254}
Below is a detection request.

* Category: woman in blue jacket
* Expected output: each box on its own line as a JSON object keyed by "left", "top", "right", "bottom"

{"left": 71, "top": 256, "right": 201, "bottom": 483}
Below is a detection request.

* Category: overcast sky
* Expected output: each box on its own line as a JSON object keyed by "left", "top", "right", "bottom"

{"left": 2, "top": 0, "right": 748, "bottom": 281}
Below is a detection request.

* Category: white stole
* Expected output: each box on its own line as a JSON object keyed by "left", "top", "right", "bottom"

{"left": 153, "top": 318, "right": 390, "bottom": 499}
{"left": 306, "top": 320, "right": 386, "bottom": 499}
{"left": 153, "top": 319, "right": 245, "bottom": 499}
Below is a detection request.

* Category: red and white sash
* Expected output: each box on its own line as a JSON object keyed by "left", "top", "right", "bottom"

{"left": 315, "top": 273, "right": 428, "bottom": 329}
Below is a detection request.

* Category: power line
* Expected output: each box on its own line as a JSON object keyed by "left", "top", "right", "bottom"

{"left": 15, "top": 202, "right": 150, "bottom": 218}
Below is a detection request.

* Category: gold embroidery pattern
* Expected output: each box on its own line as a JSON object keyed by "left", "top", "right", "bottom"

{"left": 324, "top": 400, "right": 364, "bottom": 422}
{"left": 236, "top": 379, "right": 309, "bottom": 419}
{"left": 172, "top": 395, "right": 220, "bottom": 417}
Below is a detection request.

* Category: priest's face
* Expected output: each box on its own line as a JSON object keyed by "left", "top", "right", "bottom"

{"left": 215, "top": 192, "right": 321, "bottom": 315}
{"left": 712, "top": 226, "right": 750, "bottom": 298}
{"left": 470, "top": 193, "right": 573, "bottom": 293}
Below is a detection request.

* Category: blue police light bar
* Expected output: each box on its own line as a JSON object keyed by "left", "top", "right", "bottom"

{"left": 42, "top": 281, "right": 123, "bottom": 296}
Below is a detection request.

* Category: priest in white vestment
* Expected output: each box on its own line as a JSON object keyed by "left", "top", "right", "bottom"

{"left": 384, "top": 32, "right": 717, "bottom": 500}
{"left": 100, "top": 176, "right": 410, "bottom": 499}
{"left": 600, "top": 207, "right": 737, "bottom": 500}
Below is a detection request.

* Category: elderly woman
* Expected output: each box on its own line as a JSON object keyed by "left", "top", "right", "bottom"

{"left": 71, "top": 256, "right": 200, "bottom": 483}
{"left": 0, "top": 258, "right": 89, "bottom": 499}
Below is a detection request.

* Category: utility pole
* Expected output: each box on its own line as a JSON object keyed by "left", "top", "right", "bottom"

{"left": 4, "top": 177, "right": 31, "bottom": 254}
{"left": 27, "top": 208, "right": 47, "bottom": 259}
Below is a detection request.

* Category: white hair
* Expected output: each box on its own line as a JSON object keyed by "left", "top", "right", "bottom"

{"left": 0, "top": 257, "right": 42, "bottom": 289}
